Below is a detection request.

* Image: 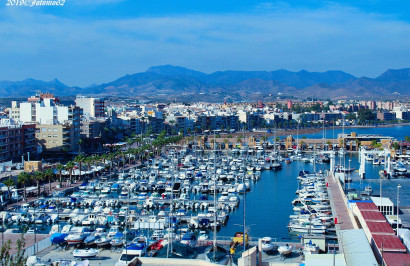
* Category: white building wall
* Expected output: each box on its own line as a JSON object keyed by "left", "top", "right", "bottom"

{"left": 76, "top": 97, "right": 93, "bottom": 117}
{"left": 36, "top": 105, "right": 54, "bottom": 124}
{"left": 20, "top": 102, "right": 33, "bottom": 122}
{"left": 56, "top": 106, "right": 69, "bottom": 124}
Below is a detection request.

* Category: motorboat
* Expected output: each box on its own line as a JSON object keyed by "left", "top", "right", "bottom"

{"left": 394, "top": 163, "right": 408, "bottom": 175}
{"left": 108, "top": 225, "right": 121, "bottom": 238}
{"left": 65, "top": 227, "right": 91, "bottom": 245}
{"left": 302, "top": 240, "right": 319, "bottom": 254}
{"left": 278, "top": 244, "right": 293, "bottom": 256}
{"left": 115, "top": 242, "right": 147, "bottom": 266}
{"left": 110, "top": 233, "right": 124, "bottom": 248}
{"left": 72, "top": 248, "right": 99, "bottom": 259}
{"left": 198, "top": 231, "right": 209, "bottom": 241}
{"left": 261, "top": 237, "right": 277, "bottom": 252}
{"left": 84, "top": 234, "right": 101, "bottom": 246}
{"left": 180, "top": 232, "right": 197, "bottom": 247}
{"left": 95, "top": 234, "right": 111, "bottom": 247}
{"left": 149, "top": 239, "right": 167, "bottom": 251}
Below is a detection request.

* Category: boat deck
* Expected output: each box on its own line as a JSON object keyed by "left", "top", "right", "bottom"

{"left": 326, "top": 174, "right": 355, "bottom": 231}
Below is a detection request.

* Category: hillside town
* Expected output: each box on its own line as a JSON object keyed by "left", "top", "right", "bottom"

{"left": 0, "top": 93, "right": 409, "bottom": 163}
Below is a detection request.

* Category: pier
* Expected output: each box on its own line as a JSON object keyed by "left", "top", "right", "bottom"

{"left": 326, "top": 172, "right": 356, "bottom": 231}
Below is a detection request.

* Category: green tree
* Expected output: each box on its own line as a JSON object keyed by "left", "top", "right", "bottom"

{"left": 405, "top": 136, "right": 410, "bottom": 142}
{"left": 65, "top": 161, "right": 75, "bottom": 184}
{"left": 32, "top": 171, "right": 43, "bottom": 197}
{"left": 74, "top": 155, "right": 85, "bottom": 181}
{"left": 3, "top": 179, "right": 14, "bottom": 201}
{"left": 0, "top": 233, "right": 26, "bottom": 266}
{"left": 357, "top": 109, "right": 375, "bottom": 124}
{"left": 56, "top": 164, "right": 64, "bottom": 188}
{"left": 44, "top": 168, "right": 54, "bottom": 193}
{"left": 17, "top": 171, "right": 30, "bottom": 199}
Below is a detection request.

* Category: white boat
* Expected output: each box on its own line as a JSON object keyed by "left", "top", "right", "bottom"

{"left": 278, "top": 244, "right": 293, "bottom": 256}
{"left": 302, "top": 240, "right": 319, "bottom": 254}
{"left": 338, "top": 148, "right": 346, "bottom": 156}
{"left": 95, "top": 235, "right": 111, "bottom": 247}
{"left": 72, "top": 248, "right": 99, "bottom": 258}
{"left": 198, "top": 231, "right": 209, "bottom": 241}
{"left": 65, "top": 227, "right": 91, "bottom": 245}
{"left": 261, "top": 237, "right": 277, "bottom": 252}
{"left": 108, "top": 225, "right": 120, "bottom": 238}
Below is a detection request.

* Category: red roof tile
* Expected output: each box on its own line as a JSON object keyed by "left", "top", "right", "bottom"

{"left": 383, "top": 252, "right": 410, "bottom": 266}
{"left": 356, "top": 202, "right": 379, "bottom": 211}
{"left": 372, "top": 235, "right": 407, "bottom": 252}
{"left": 367, "top": 221, "right": 396, "bottom": 235}
{"left": 361, "top": 210, "right": 387, "bottom": 222}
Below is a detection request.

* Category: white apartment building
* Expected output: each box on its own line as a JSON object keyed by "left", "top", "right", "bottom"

{"left": 75, "top": 96, "right": 105, "bottom": 117}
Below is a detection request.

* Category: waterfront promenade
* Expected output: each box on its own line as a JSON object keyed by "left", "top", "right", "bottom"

{"left": 327, "top": 173, "right": 355, "bottom": 230}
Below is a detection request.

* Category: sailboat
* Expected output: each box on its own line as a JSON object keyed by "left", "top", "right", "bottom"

{"left": 206, "top": 136, "right": 229, "bottom": 265}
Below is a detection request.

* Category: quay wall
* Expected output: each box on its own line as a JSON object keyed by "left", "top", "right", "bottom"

{"left": 333, "top": 173, "right": 359, "bottom": 230}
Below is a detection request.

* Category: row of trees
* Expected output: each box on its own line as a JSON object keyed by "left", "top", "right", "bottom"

{"left": 3, "top": 131, "right": 185, "bottom": 201}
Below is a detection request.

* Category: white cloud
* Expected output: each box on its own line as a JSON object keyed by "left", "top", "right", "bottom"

{"left": 0, "top": 4, "right": 409, "bottom": 86}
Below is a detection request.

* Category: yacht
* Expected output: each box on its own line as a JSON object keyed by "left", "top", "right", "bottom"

{"left": 278, "top": 244, "right": 293, "bottom": 256}
{"left": 65, "top": 227, "right": 91, "bottom": 245}
{"left": 261, "top": 237, "right": 277, "bottom": 252}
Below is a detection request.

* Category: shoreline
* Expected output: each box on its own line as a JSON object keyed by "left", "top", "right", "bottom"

{"left": 227, "top": 123, "right": 410, "bottom": 139}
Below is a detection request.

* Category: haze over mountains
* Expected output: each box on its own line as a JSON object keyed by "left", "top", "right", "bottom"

{"left": 1, "top": 66, "right": 409, "bottom": 98}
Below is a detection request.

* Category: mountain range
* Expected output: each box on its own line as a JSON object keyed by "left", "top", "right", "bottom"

{"left": 1, "top": 66, "right": 409, "bottom": 98}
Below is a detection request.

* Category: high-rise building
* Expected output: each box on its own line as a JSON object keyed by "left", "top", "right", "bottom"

{"left": 9, "top": 93, "right": 82, "bottom": 153}
{"left": 75, "top": 96, "right": 105, "bottom": 117}
{"left": 0, "top": 119, "right": 36, "bottom": 162}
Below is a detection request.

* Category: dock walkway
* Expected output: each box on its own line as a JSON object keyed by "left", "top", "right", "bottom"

{"left": 326, "top": 173, "right": 355, "bottom": 230}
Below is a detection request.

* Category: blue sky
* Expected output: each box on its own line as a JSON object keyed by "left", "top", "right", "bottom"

{"left": 0, "top": 0, "right": 409, "bottom": 86}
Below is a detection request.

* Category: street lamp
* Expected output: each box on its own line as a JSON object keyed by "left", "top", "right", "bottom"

{"left": 348, "top": 159, "right": 351, "bottom": 192}
{"left": 397, "top": 184, "right": 401, "bottom": 235}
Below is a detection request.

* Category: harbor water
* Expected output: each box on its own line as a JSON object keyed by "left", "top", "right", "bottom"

{"left": 220, "top": 125, "right": 410, "bottom": 240}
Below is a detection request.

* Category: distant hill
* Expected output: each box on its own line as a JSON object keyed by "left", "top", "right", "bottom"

{"left": 1, "top": 66, "right": 409, "bottom": 98}
{"left": 0, "top": 78, "right": 78, "bottom": 97}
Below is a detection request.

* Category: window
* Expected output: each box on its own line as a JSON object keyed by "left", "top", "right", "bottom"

{"left": 53, "top": 128, "right": 58, "bottom": 132}
{"left": 42, "top": 128, "right": 46, "bottom": 132}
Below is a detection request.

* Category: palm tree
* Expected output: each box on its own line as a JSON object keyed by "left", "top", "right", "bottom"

{"left": 74, "top": 155, "right": 85, "bottom": 181}
{"left": 32, "top": 171, "right": 44, "bottom": 197}
{"left": 56, "top": 164, "right": 64, "bottom": 188}
{"left": 65, "top": 161, "right": 75, "bottom": 184}
{"left": 77, "top": 139, "right": 83, "bottom": 154}
{"left": 17, "top": 171, "right": 30, "bottom": 199}
{"left": 3, "top": 178, "right": 14, "bottom": 201}
{"left": 44, "top": 168, "right": 54, "bottom": 193}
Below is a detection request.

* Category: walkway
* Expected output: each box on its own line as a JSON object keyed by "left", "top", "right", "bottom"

{"left": 327, "top": 174, "right": 355, "bottom": 230}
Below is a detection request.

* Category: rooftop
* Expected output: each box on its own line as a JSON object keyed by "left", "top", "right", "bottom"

{"left": 371, "top": 234, "right": 407, "bottom": 252}
{"left": 371, "top": 196, "right": 394, "bottom": 207}
{"left": 356, "top": 202, "right": 379, "bottom": 212}
{"left": 361, "top": 210, "right": 387, "bottom": 222}
{"left": 366, "top": 221, "right": 396, "bottom": 235}
{"left": 383, "top": 253, "right": 410, "bottom": 266}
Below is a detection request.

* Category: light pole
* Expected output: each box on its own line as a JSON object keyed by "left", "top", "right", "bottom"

{"left": 348, "top": 159, "right": 351, "bottom": 193}
{"left": 397, "top": 184, "right": 401, "bottom": 235}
